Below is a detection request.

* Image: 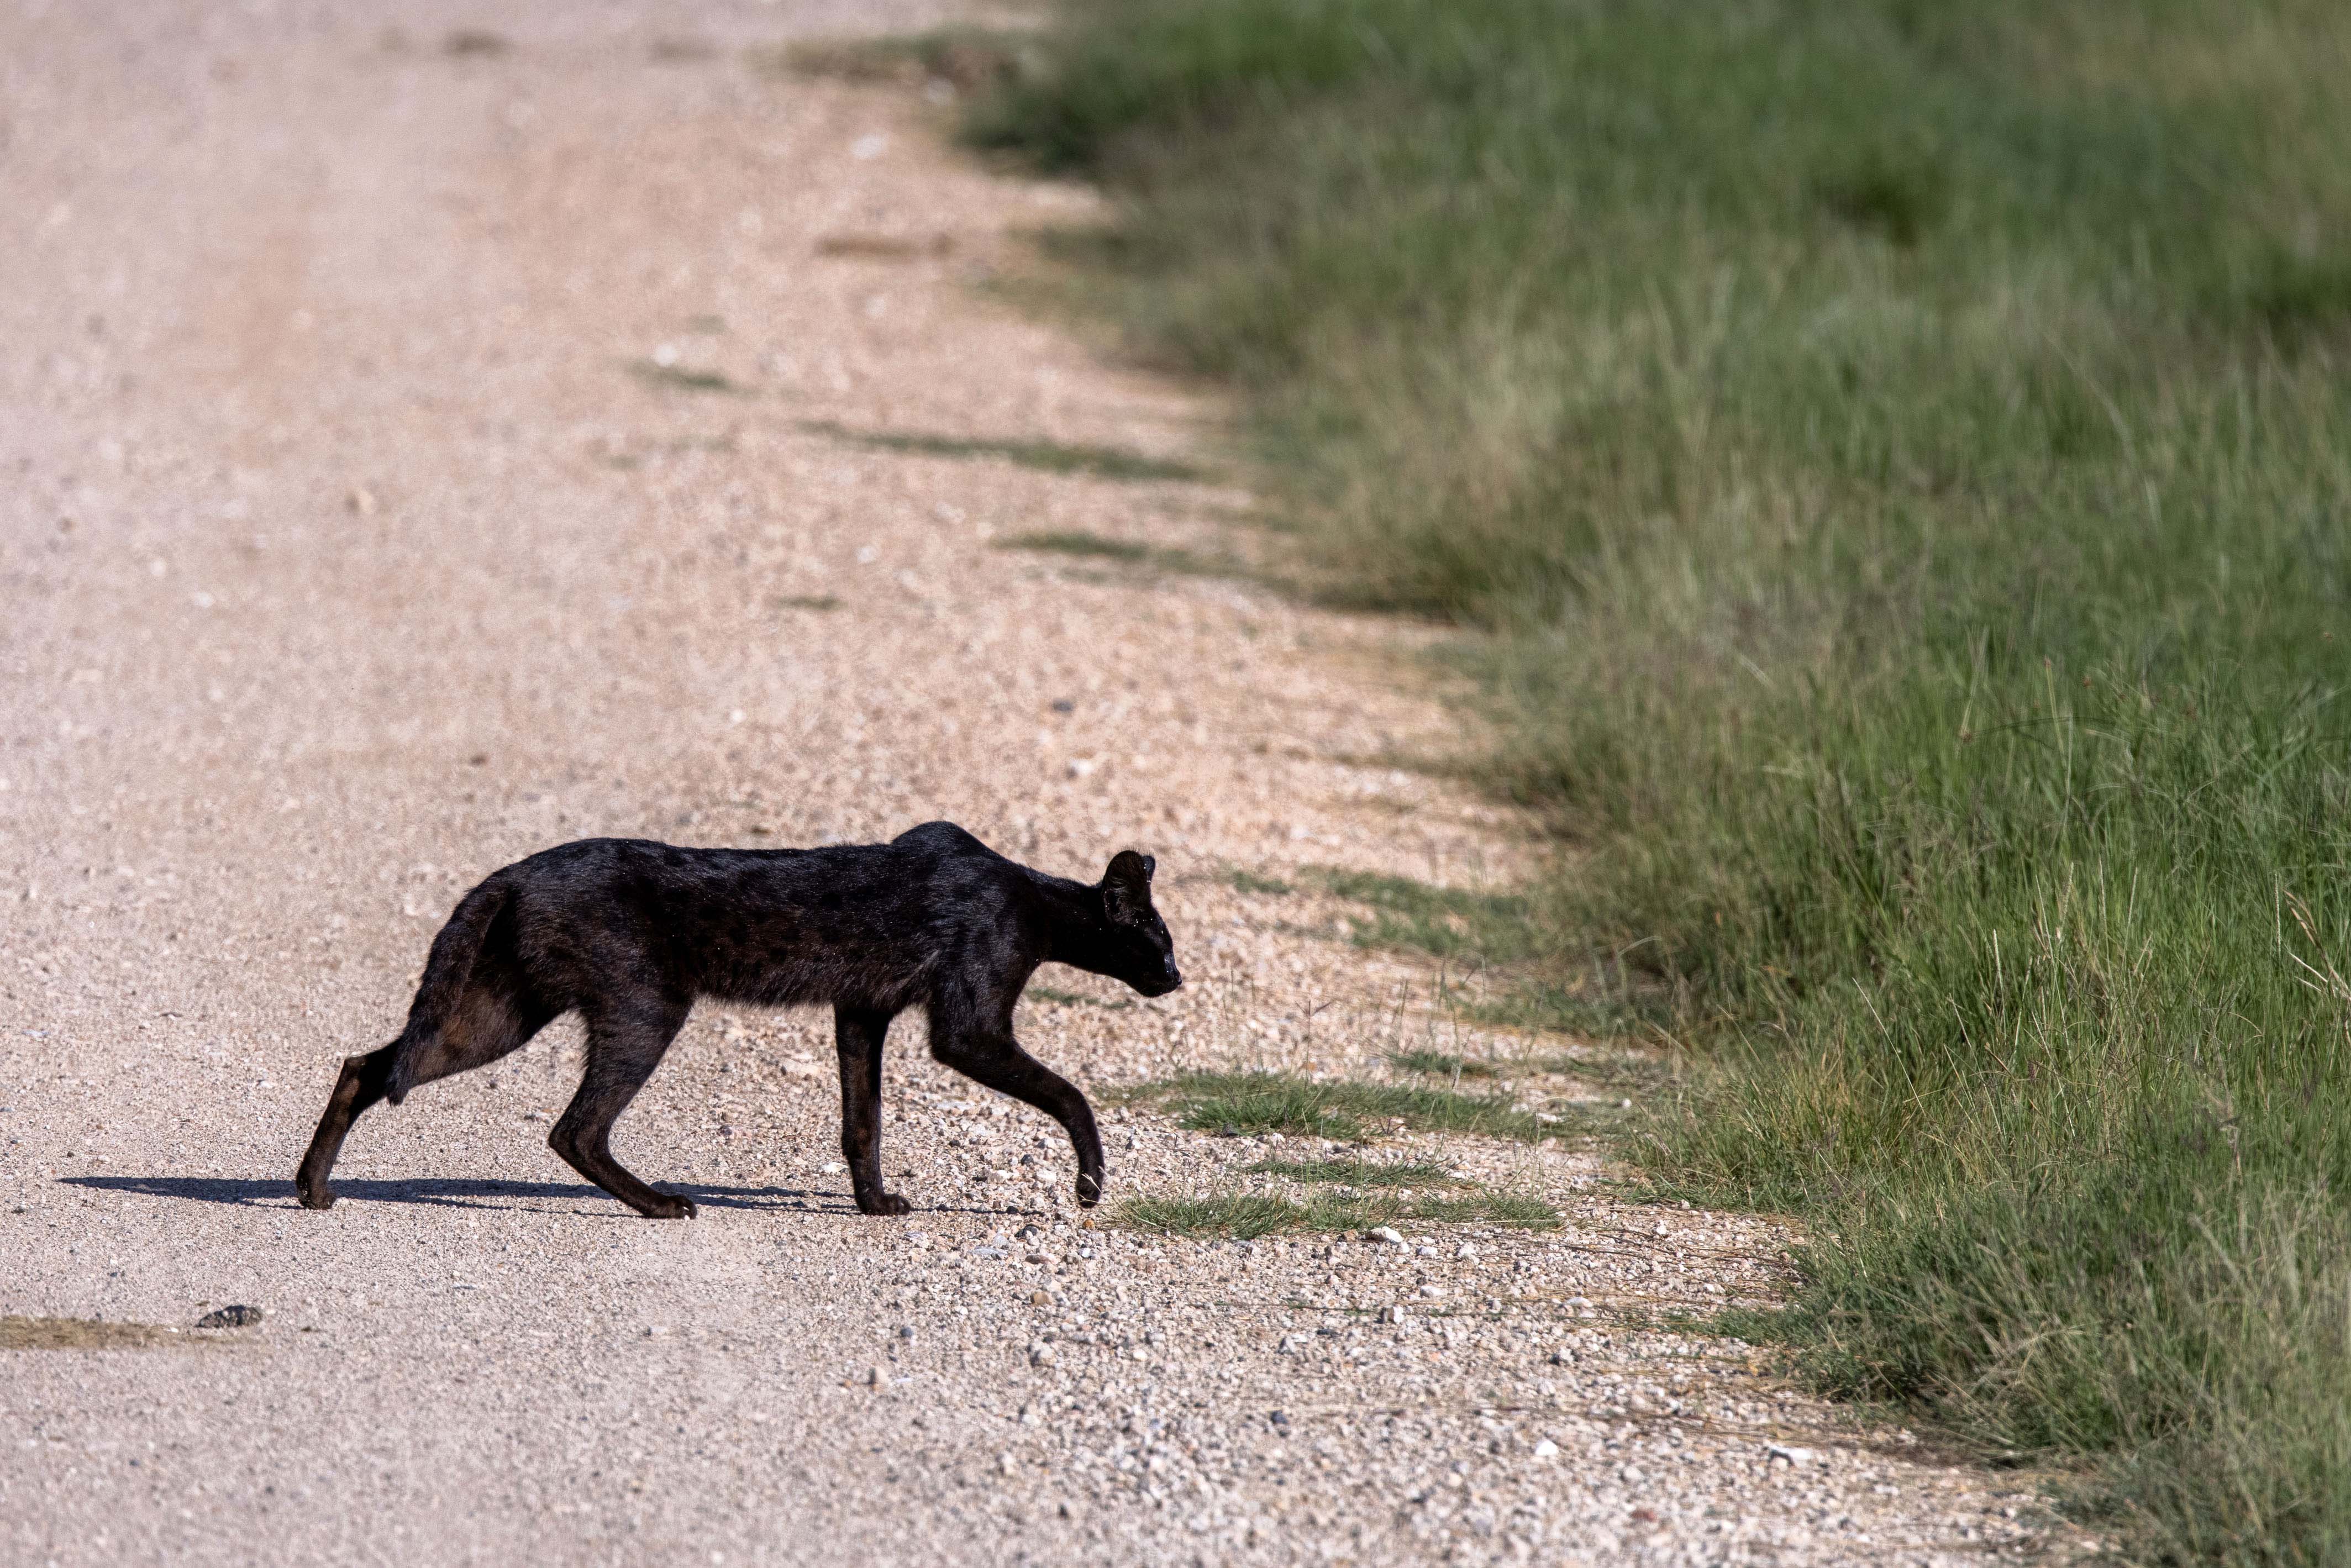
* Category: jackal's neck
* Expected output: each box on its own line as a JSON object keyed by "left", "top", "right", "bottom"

{"left": 1030, "top": 871, "right": 1113, "bottom": 970}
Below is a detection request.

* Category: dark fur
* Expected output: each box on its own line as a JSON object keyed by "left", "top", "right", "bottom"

{"left": 295, "top": 822, "right": 1180, "bottom": 1218}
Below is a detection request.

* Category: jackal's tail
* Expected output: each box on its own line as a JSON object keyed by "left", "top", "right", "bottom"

{"left": 386, "top": 880, "right": 509, "bottom": 1104}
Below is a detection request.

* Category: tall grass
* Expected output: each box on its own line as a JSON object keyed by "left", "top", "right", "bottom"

{"left": 976, "top": 2, "right": 2351, "bottom": 1558}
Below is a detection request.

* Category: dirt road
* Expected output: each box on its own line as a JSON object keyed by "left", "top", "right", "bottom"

{"left": 2, "top": 4, "right": 2071, "bottom": 1562}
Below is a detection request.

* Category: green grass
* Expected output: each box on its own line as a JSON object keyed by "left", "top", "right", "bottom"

{"left": 442, "top": 30, "right": 509, "bottom": 58}
{"left": 998, "top": 530, "right": 1149, "bottom": 563}
{"left": 1119, "top": 1190, "right": 1558, "bottom": 1239}
{"left": 1225, "top": 867, "right": 1295, "bottom": 896}
{"left": 1388, "top": 1050, "right": 1495, "bottom": 1081}
{"left": 772, "top": 594, "right": 842, "bottom": 613}
{"left": 627, "top": 360, "right": 740, "bottom": 394}
{"left": 1320, "top": 869, "right": 1537, "bottom": 964}
{"left": 999, "top": 529, "right": 1260, "bottom": 587}
{"left": 1139, "top": 1070, "right": 1540, "bottom": 1142}
{"left": 1390, "top": 1044, "right": 1675, "bottom": 1101}
{"left": 798, "top": 420, "right": 1208, "bottom": 482}
{"left": 770, "top": 28, "right": 1032, "bottom": 92}
{"left": 1461, "top": 982, "right": 1661, "bottom": 1039}
{"left": 976, "top": 1, "right": 2351, "bottom": 1559}
{"left": 649, "top": 37, "right": 718, "bottom": 65}
{"left": 1519, "top": 1050, "right": 1677, "bottom": 1101}
{"left": 1243, "top": 1157, "right": 1463, "bottom": 1187}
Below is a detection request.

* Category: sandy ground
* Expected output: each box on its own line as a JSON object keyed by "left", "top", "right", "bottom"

{"left": 2, "top": 4, "right": 2082, "bottom": 1564}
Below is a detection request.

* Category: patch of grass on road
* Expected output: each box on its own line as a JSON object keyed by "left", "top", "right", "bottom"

{"left": 769, "top": 29, "right": 1029, "bottom": 92}
{"left": 1320, "top": 869, "right": 1537, "bottom": 964}
{"left": 1000, "top": 530, "right": 1260, "bottom": 588}
{"left": 813, "top": 233, "right": 952, "bottom": 261}
{"left": 2, "top": 1316, "right": 186, "bottom": 1350}
{"left": 1244, "top": 1157, "right": 1462, "bottom": 1187}
{"left": 976, "top": 2, "right": 2351, "bottom": 1556}
{"left": 1121, "top": 1190, "right": 1557, "bottom": 1239}
{"left": 1000, "top": 530, "right": 1149, "bottom": 563}
{"left": 627, "top": 360, "right": 740, "bottom": 394}
{"left": 1388, "top": 1050, "right": 1495, "bottom": 1081}
{"left": 1463, "top": 981, "right": 1663, "bottom": 1040}
{"left": 441, "top": 30, "right": 510, "bottom": 58}
{"left": 799, "top": 420, "right": 1207, "bottom": 482}
{"left": 1140, "top": 1070, "right": 1540, "bottom": 1142}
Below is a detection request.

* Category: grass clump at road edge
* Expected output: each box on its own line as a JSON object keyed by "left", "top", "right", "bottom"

{"left": 1388, "top": 1050, "right": 1495, "bottom": 1081}
{"left": 1120, "top": 1190, "right": 1558, "bottom": 1240}
{"left": 1320, "top": 869, "right": 1535, "bottom": 964}
{"left": 999, "top": 530, "right": 1254, "bottom": 586}
{"left": 1243, "top": 1157, "right": 1461, "bottom": 1187}
{"left": 1139, "top": 1071, "right": 1540, "bottom": 1143}
{"left": 766, "top": 29, "right": 1033, "bottom": 93}
{"left": 799, "top": 420, "right": 1208, "bottom": 482}
{"left": 999, "top": 530, "right": 1149, "bottom": 563}
{"left": 627, "top": 360, "right": 740, "bottom": 394}
{"left": 976, "top": 1, "right": 2351, "bottom": 1559}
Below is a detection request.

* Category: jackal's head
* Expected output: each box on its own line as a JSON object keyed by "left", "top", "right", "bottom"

{"left": 1101, "top": 850, "right": 1182, "bottom": 997}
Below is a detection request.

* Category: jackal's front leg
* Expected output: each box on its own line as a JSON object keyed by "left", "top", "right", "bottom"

{"left": 931, "top": 1032, "right": 1105, "bottom": 1208}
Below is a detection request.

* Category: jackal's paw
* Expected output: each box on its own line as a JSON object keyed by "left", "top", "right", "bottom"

{"left": 641, "top": 1193, "right": 697, "bottom": 1219}
{"left": 859, "top": 1191, "right": 913, "bottom": 1217}
{"left": 1075, "top": 1172, "right": 1103, "bottom": 1208}
{"left": 296, "top": 1182, "right": 336, "bottom": 1211}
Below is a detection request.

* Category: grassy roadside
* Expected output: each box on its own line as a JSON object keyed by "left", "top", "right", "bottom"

{"left": 1130, "top": 1071, "right": 1545, "bottom": 1143}
{"left": 1122, "top": 1190, "right": 1559, "bottom": 1239}
{"left": 966, "top": 2, "right": 2351, "bottom": 1560}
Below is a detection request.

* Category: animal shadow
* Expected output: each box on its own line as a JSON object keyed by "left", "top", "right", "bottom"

{"left": 64, "top": 1174, "right": 843, "bottom": 1214}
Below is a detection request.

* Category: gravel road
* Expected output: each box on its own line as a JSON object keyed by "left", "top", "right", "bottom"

{"left": 2, "top": 4, "right": 2081, "bottom": 1563}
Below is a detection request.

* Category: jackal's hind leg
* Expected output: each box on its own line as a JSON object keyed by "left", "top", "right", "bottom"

{"left": 295, "top": 1044, "right": 398, "bottom": 1210}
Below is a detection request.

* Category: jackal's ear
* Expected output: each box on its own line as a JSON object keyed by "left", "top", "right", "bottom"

{"left": 1104, "top": 849, "right": 1154, "bottom": 924}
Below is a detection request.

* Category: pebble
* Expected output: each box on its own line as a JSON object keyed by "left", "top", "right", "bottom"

{"left": 1364, "top": 1226, "right": 1404, "bottom": 1245}
{"left": 193, "top": 1304, "right": 263, "bottom": 1330}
